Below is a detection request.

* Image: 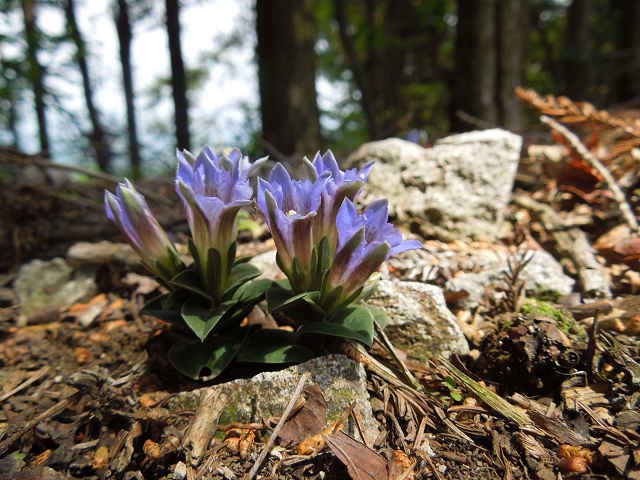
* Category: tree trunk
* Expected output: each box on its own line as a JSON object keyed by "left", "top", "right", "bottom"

{"left": 115, "top": 0, "right": 141, "bottom": 178}
{"left": 451, "top": 0, "right": 497, "bottom": 132}
{"left": 496, "top": 0, "right": 526, "bottom": 132}
{"left": 21, "top": 0, "right": 50, "bottom": 156}
{"left": 614, "top": 0, "right": 640, "bottom": 103}
{"left": 64, "top": 0, "right": 112, "bottom": 172}
{"left": 166, "top": 0, "right": 191, "bottom": 151}
{"left": 565, "top": 0, "right": 592, "bottom": 100}
{"left": 334, "top": 0, "right": 378, "bottom": 139}
{"left": 256, "top": 0, "right": 321, "bottom": 162}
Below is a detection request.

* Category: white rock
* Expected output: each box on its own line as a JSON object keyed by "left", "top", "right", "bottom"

{"left": 347, "top": 129, "right": 522, "bottom": 241}
{"left": 366, "top": 280, "right": 469, "bottom": 360}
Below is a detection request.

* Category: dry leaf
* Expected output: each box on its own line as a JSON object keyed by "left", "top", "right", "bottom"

{"left": 297, "top": 419, "right": 343, "bottom": 455}
{"left": 74, "top": 347, "right": 90, "bottom": 364}
{"left": 324, "top": 431, "right": 388, "bottom": 480}
{"left": 92, "top": 445, "right": 110, "bottom": 470}
{"left": 278, "top": 384, "right": 327, "bottom": 447}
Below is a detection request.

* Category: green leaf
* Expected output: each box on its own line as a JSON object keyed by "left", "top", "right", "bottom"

{"left": 168, "top": 335, "right": 244, "bottom": 380}
{"left": 301, "top": 305, "right": 375, "bottom": 346}
{"left": 232, "top": 278, "right": 272, "bottom": 303}
{"left": 181, "top": 296, "right": 234, "bottom": 341}
{"left": 365, "top": 305, "right": 389, "bottom": 329}
{"left": 226, "top": 242, "right": 237, "bottom": 275}
{"left": 207, "top": 247, "right": 222, "bottom": 293}
{"left": 140, "top": 295, "right": 182, "bottom": 325}
{"left": 268, "top": 289, "right": 319, "bottom": 313}
{"left": 224, "top": 262, "right": 262, "bottom": 297}
{"left": 169, "top": 269, "right": 212, "bottom": 301}
{"left": 236, "top": 329, "right": 314, "bottom": 364}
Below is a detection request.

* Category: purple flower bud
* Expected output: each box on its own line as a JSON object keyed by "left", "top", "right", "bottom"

{"left": 323, "top": 198, "right": 421, "bottom": 308}
{"left": 257, "top": 163, "right": 328, "bottom": 290}
{"left": 308, "top": 151, "right": 374, "bottom": 250}
{"left": 105, "top": 179, "right": 181, "bottom": 280}
{"left": 175, "top": 147, "right": 267, "bottom": 294}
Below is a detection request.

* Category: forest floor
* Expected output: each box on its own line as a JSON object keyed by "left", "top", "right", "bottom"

{"left": 0, "top": 142, "right": 639, "bottom": 480}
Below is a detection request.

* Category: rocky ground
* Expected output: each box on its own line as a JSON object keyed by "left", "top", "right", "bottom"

{"left": 0, "top": 129, "right": 639, "bottom": 479}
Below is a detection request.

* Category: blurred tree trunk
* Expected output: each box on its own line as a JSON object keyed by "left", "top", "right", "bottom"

{"left": 497, "top": 0, "right": 526, "bottom": 132}
{"left": 451, "top": 0, "right": 497, "bottom": 132}
{"left": 166, "top": 0, "right": 191, "bottom": 151}
{"left": 614, "top": 0, "right": 640, "bottom": 103}
{"left": 115, "top": 0, "right": 141, "bottom": 178}
{"left": 21, "top": 0, "right": 50, "bottom": 156}
{"left": 334, "top": 0, "right": 377, "bottom": 138}
{"left": 256, "top": 0, "right": 321, "bottom": 160}
{"left": 565, "top": 0, "right": 592, "bottom": 100}
{"left": 64, "top": 0, "right": 112, "bottom": 172}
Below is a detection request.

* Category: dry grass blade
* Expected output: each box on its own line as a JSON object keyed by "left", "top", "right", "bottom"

{"left": 438, "top": 356, "right": 535, "bottom": 430}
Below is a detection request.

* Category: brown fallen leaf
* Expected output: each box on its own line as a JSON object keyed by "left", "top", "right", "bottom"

{"left": 92, "top": 445, "right": 110, "bottom": 470}
{"left": 324, "top": 431, "right": 388, "bottom": 480}
{"left": 278, "top": 384, "right": 327, "bottom": 447}
{"left": 74, "top": 347, "right": 90, "bottom": 364}
{"left": 143, "top": 439, "right": 164, "bottom": 460}
{"left": 387, "top": 450, "right": 414, "bottom": 480}
{"left": 297, "top": 419, "right": 343, "bottom": 455}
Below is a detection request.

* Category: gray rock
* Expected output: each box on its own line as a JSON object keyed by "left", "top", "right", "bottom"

{"left": 66, "top": 241, "right": 138, "bottom": 267}
{"left": 14, "top": 258, "right": 97, "bottom": 322}
{"left": 169, "top": 354, "right": 378, "bottom": 444}
{"left": 346, "top": 129, "right": 522, "bottom": 241}
{"left": 249, "top": 249, "right": 284, "bottom": 281}
{"left": 445, "top": 249, "right": 575, "bottom": 309}
{"left": 366, "top": 280, "right": 469, "bottom": 360}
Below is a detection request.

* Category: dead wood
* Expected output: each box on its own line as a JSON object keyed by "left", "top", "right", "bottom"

{"left": 512, "top": 193, "right": 612, "bottom": 299}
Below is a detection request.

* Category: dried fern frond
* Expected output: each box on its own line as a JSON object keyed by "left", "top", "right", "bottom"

{"left": 515, "top": 87, "right": 640, "bottom": 138}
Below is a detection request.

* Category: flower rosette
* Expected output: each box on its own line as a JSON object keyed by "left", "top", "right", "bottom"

{"left": 259, "top": 154, "right": 421, "bottom": 347}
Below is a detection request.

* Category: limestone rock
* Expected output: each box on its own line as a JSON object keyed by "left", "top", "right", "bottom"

{"left": 249, "top": 249, "right": 284, "bottom": 281}
{"left": 169, "top": 354, "right": 378, "bottom": 443}
{"left": 366, "top": 280, "right": 469, "bottom": 360}
{"left": 346, "top": 129, "right": 522, "bottom": 241}
{"left": 67, "top": 241, "right": 138, "bottom": 267}
{"left": 14, "top": 258, "right": 97, "bottom": 322}
{"left": 445, "top": 249, "right": 575, "bottom": 309}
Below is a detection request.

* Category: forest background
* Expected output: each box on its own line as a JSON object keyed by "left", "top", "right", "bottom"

{"left": 1, "top": 0, "right": 638, "bottom": 176}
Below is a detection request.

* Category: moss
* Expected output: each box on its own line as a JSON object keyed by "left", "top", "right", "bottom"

{"left": 521, "top": 299, "right": 578, "bottom": 334}
{"left": 325, "top": 387, "right": 356, "bottom": 423}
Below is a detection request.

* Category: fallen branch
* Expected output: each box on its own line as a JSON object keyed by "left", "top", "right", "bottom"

{"left": 183, "top": 389, "right": 229, "bottom": 466}
{"left": 512, "top": 194, "right": 612, "bottom": 299}
{"left": 539, "top": 115, "right": 639, "bottom": 232}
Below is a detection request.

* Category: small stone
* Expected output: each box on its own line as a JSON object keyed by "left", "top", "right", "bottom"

{"left": 14, "top": 258, "right": 97, "bottom": 323}
{"left": 173, "top": 461, "right": 187, "bottom": 480}
{"left": 366, "top": 280, "right": 469, "bottom": 360}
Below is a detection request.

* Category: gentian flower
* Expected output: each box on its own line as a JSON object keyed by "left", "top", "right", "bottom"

{"left": 257, "top": 163, "right": 329, "bottom": 291}
{"left": 105, "top": 180, "right": 182, "bottom": 281}
{"left": 176, "top": 147, "right": 266, "bottom": 297}
{"left": 320, "top": 198, "right": 422, "bottom": 310}
{"left": 306, "top": 151, "right": 374, "bottom": 251}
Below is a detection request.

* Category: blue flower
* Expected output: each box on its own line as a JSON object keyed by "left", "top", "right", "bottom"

{"left": 322, "top": 198, "right": 421, "bottom": 309}
{"left": 176, "top": 147, "right": 266, "bottom": 295}
{"left": 257, "top": 163, "right": 329, "bottom": 291}
{"left": 105, "top": 179, "right": 182, "bottom": 280}
{"left": 306, "top": 151, "right": 374, "bottom": 250}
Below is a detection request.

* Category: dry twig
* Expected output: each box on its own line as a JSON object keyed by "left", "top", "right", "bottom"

{"left": 539, "top": 115, "right": 639, "bottom": 232}
{"left": 245, "top": 372, "right": 311, "bottom": 480}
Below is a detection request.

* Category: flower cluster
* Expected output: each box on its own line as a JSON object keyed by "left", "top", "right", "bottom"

{"left": 104, "top": 146, "right": 421, "bottom": 379}
{"left": 257, "top": 150, "right": 420, "bottom": 310}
